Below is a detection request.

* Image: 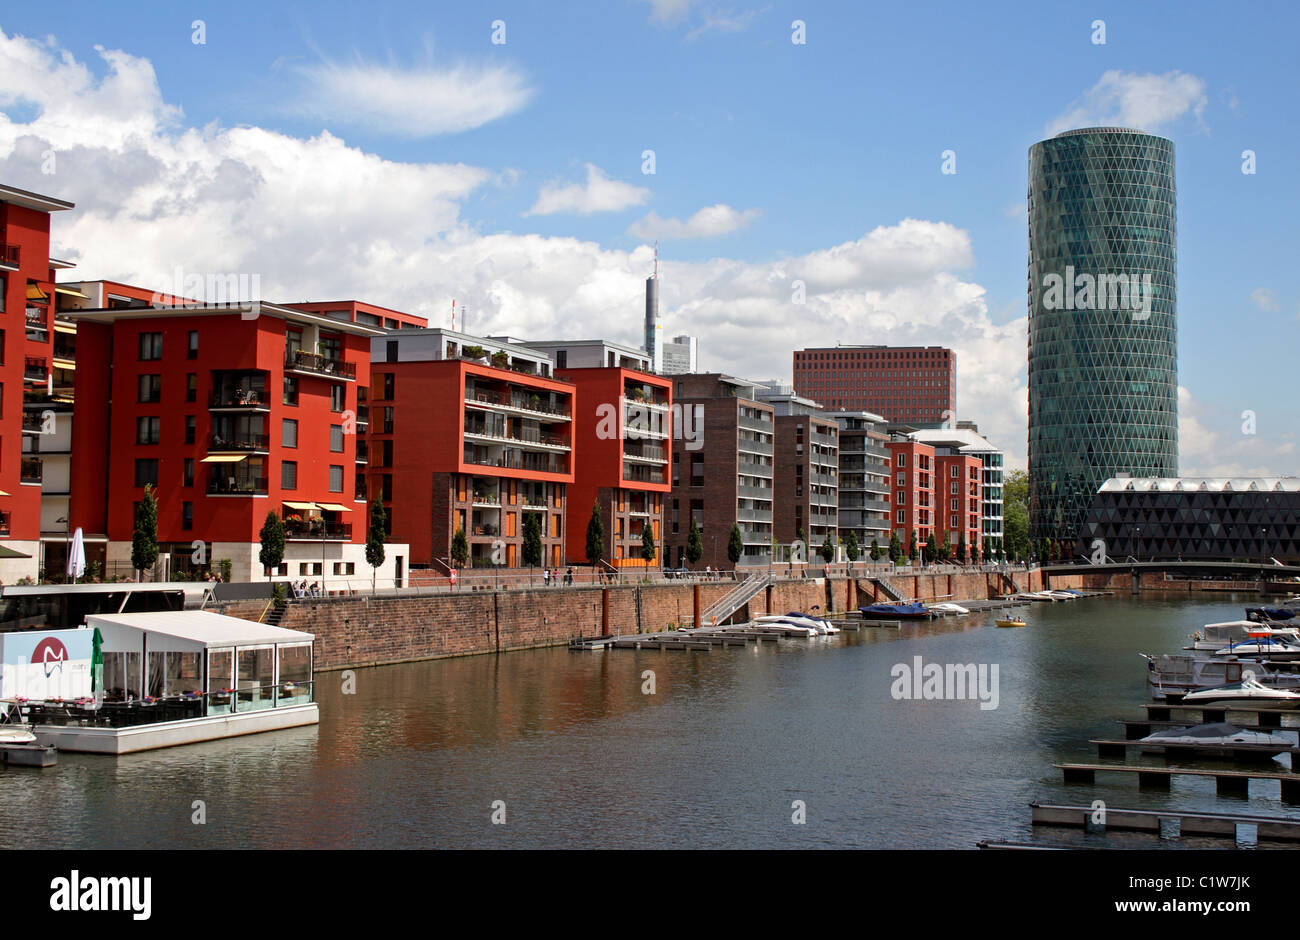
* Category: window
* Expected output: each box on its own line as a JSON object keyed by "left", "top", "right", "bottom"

{"left": 138, "top": 332, "right": 162, "bottom": 360}
{"left": 381, "top": 373, "right": 395, "bottom": 400}
{"left": 186, "top": 373, "right": 197, "bottom": 402}
{"left": 187, "top": 330, "right": 198, "bottom": 359}
{"left": 283, "top": 376, "right": 299, "bottom": 405}
{"left": 333, "top": 562, "right": 356, "bottom": 576}
{"left": 951, "top": 499, "right": 959, "bottom": 511}
{"left": 951, "top": 465, "right": 959, "bottom": 478}
{"left": 896, "top": 472, "right": 905, "bottom": 486}
{"left": 330, "top": 424, "right": 344, "bottom": 452}
{"left": 951, "top": 514, "right": 959, "bottom": 528}
{"left": 0, "top": 329, "right": 4, "bottom": 364}
{"left": 183, "top": 458, "right": 194, "bottom": 487}
{"left": 282, "top": 419, "right": 298, "bottom": 448}
{"left": 951, "top": 481, "right": 959, "bottom": 495}
{"left": 896, "top": 491, "right": 905, "bottom": 505}
{"left": 135, "top": 416, "right": 160, "bottom": 444}
{"left": 182, "top": 502, "right": 193, "bottom": 530}
{"left": 329, "top": 465, "right": 344, "bottom": 493}
{"left": 298, "top": 563, "right": 322, "bottom": 576}
{"left": 330, "top": 385, "right": 345, "bottom": 413}
{"left": 386, "top": 341, "right": 398, "bottom": 364}
{"left": 897, "top": 510, "right": 905, "bottom": 524}
{"left": 281, "top": 460, "right": 297, "bottom": 490}
{"left": 138, "top": 374, "right": 162, "bottom": 402}
{"left": 134, "top": 459, "right": 159, "bottom": 487}
{"left": 185, "top": 415, "right": 196, "bottom": 445}
{"left": 896, "top": 453, "right": 906, "bottom": 467}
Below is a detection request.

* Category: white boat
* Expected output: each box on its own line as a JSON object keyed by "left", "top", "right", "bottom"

{"left": 930, "top": 603, "right": 970, "bottom": 615}
{"left": 753, "top": 616, "right": 818, "bottom": 637}
{"left": 1178, "top": 678, "right": 1300, "bottom": 709}
{"left": 1044, "top": 591, "right": 1079, "bottom": 601}
{"left": 1139, "top": 721, "right": 1294, "bottom": 757}
{"left": 1144, "top": 654, "right": 1300, "bottom": 700}
{"left": 1214, "top": 636, "right": 1300, "bottom": 661}
{"left": 780, "top": 611, "right": 842, "bottom": 635}
{"left": 1189, "top": 620, "right": 1300, "bottom": 651}
{"left": 0, "top": 702, "right": 36, "bottom": 745}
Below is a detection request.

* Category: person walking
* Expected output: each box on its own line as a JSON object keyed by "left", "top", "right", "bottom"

{"left": 543, "top": 568, "right": 551, "bottom": 587}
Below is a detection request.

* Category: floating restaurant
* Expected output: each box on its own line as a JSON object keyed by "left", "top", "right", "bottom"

{"left": 4, "top": 610, "right": 317, "bottom": 755}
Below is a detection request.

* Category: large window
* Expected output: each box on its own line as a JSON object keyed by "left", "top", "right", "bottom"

{"left": 330, "top": 385, "right": 345, "bottom": 413}
{"left": 329, "top": 465, "right": 344, "bottom": 493}
{"left": 281, "top": 460, "right": 297, "bottom": 490}
{"left": 283, "top": 375, "right": 299, "bottom": 406}
{"left": 282, "top": 418, "right": 298, "bottom": 448}
{"left": 136, "top": 416, "right": 160, "bottom": 445}
{"left": 138, "top": 332, "right": 162, "bottom": 360}
{"left": 135, "top": 458, "right": 159, "bottom": 487}
{"left": 138, "top": 374, "right": 162, "bottom": 403}
{"left": 329, "top": 424, "right": 344, "bottom": 452}
{"left": 187, "top": 330, "right": 198, "bottom": 359}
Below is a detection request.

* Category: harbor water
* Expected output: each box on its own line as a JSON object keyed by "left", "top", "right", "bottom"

{"left": 3, "top": 592, "right": 1297, "bottom": 849}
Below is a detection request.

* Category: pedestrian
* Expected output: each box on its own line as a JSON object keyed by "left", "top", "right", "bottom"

{"left": 543, "top": 568, "right": 550, "bottom": 587}
{"left": 566, "top": 567, "right": 574, "bottom": 586}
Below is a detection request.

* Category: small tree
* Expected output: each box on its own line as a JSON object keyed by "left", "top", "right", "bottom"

{"left": 908, "top": 531, "right": 918, "bottom": 562}
{"left": 640, "top": 523, "right": 657, "bottom": 563}
{"left": 131, "top": 484, "right": 159, "bottom": 581}
{"left": 727, "top": 523, "right": 744, "bottom": 565}
{"left": 939, "top": 535, "right": 951, "bottom": 562}
{"left": 869, "top": 538, "right": 882, "bottom": 562}
{"left": 795, "top": 526, "right": 806, "bottom": 546}
{"left": 366, "top": 497, "right": 387, "bottom": 593}
{"left": 819, "top": 532, "right": 835, "bottom": 564}
{"left": 845, "top": 531, "right": 860, "bottom": 563}
{"left": 258, "top": 510, "right": 285, "bottom": 582}
{"left": 685, "top": 518, "right": 703, "bottom": 565}
{"left": 956, "top": 534, "right": 967, "bottom": 565}
{"left": 888, "top": 532, "right": 902, "bottom": 563}
{"left": 523, "top": 512, "right": 543, "bottom": 568}
{"left": 585, "top": 500, "right": 604, "bottom": 567}
{"left": 451, "top": 526, "right": 469, "bottom": 569}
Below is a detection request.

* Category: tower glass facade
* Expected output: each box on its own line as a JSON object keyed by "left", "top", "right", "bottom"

{"left": 1027, "top": 127, "right": 1178, "bottom": 542}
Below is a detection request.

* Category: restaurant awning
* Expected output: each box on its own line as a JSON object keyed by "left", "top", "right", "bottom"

{"left": 89, "top": 610, "right": 315, "bottom": 653}
{"left": 54, "top": 285, "right": 90, "bottom": 299}
{"left": 282, "top": 501, "right": 317, "bottom": 510}
{"left": 199, "top": 454, "right": 247, "bottom": 463}
{"left": 26, "top": 283, "right": 48, "bottom": 301}
{"left": 314, "top": 502, "right": 353, "bottom": 513}
{"left": 0, "top": 545, "right": 32, "bottom": 559}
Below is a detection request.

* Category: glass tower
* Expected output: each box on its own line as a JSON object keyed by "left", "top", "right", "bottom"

{"left": 1027, "top": 127, "right": 1178, "bottom": 543}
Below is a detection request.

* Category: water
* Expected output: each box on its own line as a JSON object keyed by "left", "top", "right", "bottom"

{"left": 3, "top": 592, "right": 1297, "bottom": 849}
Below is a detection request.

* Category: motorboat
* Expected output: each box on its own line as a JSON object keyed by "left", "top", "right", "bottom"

{"left": 1015, "top": 592, "right": 1058, "bottom": 603}
{"left": 1139, "top": 721, "right": 1295, "bottom": 758}
{"left": 1143, "top": 654, "right": 1300, "bottom": 700}
{"left": 752, "top": 616, "right": 818, "bottom": 637}
{"left": 930, "top": 603, "right": 970, "bottom": 615}
{"left": 780, "top": 611, "right": 841, "bottom": 635}
{"left": 1214, "top": 636, "right": 1300, "bottom": 661}
{"left": 1177, "top": 678, "right": 1300, "bottom": 709}
{"left": 1247, "top": 607, "right": 1298, "bottom": 623}
{"left": 0, "top": 702, "right": 37, "bottom": 745}
{"left": 1043, "top": 591, "right": 1080, "bottom": 601}
{"left": 1189, "top": 620, "right": 1300, "bottom": 651}
{"left": 859, "top": 602, "right": 933, "bottom": 620}
{"left": 995, "top": 617, "right": 1027, "bottom": 628}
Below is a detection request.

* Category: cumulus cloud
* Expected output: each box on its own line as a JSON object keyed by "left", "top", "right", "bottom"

{"left": 1047, "top": 70, "right": 1208, "bottom": 136}
{"left": 1177, "top": 387, "right": 1298, "bottom": 477}
{"left": 627, "top": 204, "right": 760, "bottom": 240}
{"left": 642, "top": 0, "right": 697, "bottom": 26}
{"left": 293, "top": 59, "right": 534, "bottom": 136}
{"left": 1249, "top": 287, "right": 1279, "bottom": 312}
{"left": 525, "top": 164, "right": 650, "bottom": 216}
{"left": 0, "top": 28, "right": 1030, "bottom": 465}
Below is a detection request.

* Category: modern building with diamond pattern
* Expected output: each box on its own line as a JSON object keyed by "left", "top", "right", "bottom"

{"left": 1027, "top": 127, "right": 1178, "bottom": 542}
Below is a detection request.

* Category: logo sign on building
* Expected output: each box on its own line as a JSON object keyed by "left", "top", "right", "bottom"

{"left": 0, "top": 629, "right": 93, "bottom": 700}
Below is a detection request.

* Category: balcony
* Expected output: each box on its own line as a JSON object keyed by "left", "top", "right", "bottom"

{"left": 464, "top": 387, "right": 571, "bottom": 420}
{"left": 20, "top": 457, "right": 42, "bottom": 484}
{"left": 463, "top": 420, "right": 571, "bottom": 451}
{"left": 622, "top": 463, "right": 666, "bottom": 485}
{"left": 355, "top": 404, "right": 369, "bottom": 426}
{"left": 24, "top": 357, "right": 48, "bottom": 384}
{"left": 471, "top": 523, "right": 499, "bottom": 537}
{"left": 464, "top": 447, "right": 568, "bottom": 475}
{"left": 0, "top": 243, "right": 18, "bottom": 270}
{"left": 285, "top": 350, "right": 356, "bottom": 381}
{"left": 284, "top": 519, "right": 352, "bottom": 540}
{"left": 210, "top": 389, "right": 269, "bottom": 411}
{"left": 355, "top": 440, "right": 368, "bottom": 463}
{"left": 206, "top": 471, "right": 268, "bottom": 496}
{"left": 622, "top": 441, "right": 667, "bottom": 463}
{"left": 207, "top": 432, "right": 270, "bottom": 453}
{"left": 22, "top": 412, "right": 47, "bottom": 435}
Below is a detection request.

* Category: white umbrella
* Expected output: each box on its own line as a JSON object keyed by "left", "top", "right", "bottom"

{"left": 66, "top": 526, "right": 85, "bottom": 581}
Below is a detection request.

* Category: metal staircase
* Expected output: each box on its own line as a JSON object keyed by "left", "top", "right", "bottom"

{"left": 871, "top": 575, "right": 906, "bottom": 602}
{"left": 685, "top": 573, "right": 770, "bottom": 626}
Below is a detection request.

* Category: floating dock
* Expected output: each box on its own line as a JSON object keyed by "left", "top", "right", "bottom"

{"left": 1056, "top": 762, "right": 1300, "bottom": 801}
{"left": 0, "top": 743, "right": 57, "bottom": 767}
{"left": 1031, "top": 801, "right": 1300, "bottom": 841}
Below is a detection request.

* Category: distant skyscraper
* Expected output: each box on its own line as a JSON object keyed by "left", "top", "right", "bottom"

{"left": 1027, "top": 127, "right": 1178, "bottom": 542}
{"left": 644, "top": 244, "right": 661, "bottom": 372}
{"left": 661, "top": 334, "right": 697, "bottom": 375}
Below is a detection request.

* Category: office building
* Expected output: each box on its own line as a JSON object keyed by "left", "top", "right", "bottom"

{"left": 792, "top": 345, "right": 955, "bottom": 426}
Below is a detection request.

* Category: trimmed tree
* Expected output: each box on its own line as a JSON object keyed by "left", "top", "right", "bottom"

{"left": 523, "top": 513, "right": 544, "bottom": 568}
{"left": 640, "top": 523, "right": 657, "bottom": 563}
{"left": 727, "top": 523, "right": 744, "bottom": 566}
{"left": 889, "top": 532, "right": 902, "bottom": 563}
{"left": 685, "top": 518, "right": 703, "bottom": 565}
{"left": 925, "top": 533, "right": 938, "bottom": 564}
{"left": 939, "top": 535, "right": 952, "bottom": 562}
{"left": 258, "top": 509, "right": 285, "bottom": 582}
{"left": 819, "top": 532, "right": 835, "bottom": 564}
{"left": 365, "top": 497, "right": 387, "bottom": 593}
{"left": 585, "top": 500, "right": 604, "bottom": 567}
{"left": 131, "top": 484, "right": 159, "bottom": 581}
{"left": 845, "top": 531, "right": 860, "bottom": 563}
{"left": 450, "top": 526, "right": 469, "bottom": 569}
{"left": 955, "top": 534, "right": 967, "bottom": 565}
{"left": 869, "top": 537, "right": 882, "bottom": 562}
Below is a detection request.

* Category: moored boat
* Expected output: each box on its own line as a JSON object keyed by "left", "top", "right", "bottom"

{"left": 930, "top": 603, "right": 970, "bottom": 615}
{"left": 859, "top": 602, "right": 933, "bottom": 620}
{"left": 1139, "top": 721, "right": 1294, "bottom": 758}
{"left": 1177, "top": 678, "right": 1300, "bottom": 709}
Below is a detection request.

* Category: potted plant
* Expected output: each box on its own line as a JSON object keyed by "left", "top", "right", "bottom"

{"left": 490, "top": 350, "right": 509, "bottom": 369}
{"left": 463, "top": 345, "right": 486, "bottom": 361}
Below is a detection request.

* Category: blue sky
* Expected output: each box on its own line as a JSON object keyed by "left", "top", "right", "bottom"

{"left": 1, "top": 0, "right": 1297, "bottom": 473}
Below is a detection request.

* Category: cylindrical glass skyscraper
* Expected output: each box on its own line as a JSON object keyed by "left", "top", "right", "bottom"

{"left": 1027, "top": 127, "right": 1178, "bottom": 543}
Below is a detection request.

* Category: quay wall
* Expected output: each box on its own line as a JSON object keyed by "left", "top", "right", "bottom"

{"left": 214, "top": 569, "right": 1281, "bottom": 671}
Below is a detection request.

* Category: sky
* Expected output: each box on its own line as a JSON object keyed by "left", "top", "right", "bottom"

{"left": 1, "top": 0, "right": 1297, "bottom": 474}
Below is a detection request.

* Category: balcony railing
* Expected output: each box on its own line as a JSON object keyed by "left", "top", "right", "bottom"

{"left": 471, "top": 524, "right": 499, "bottom": 536}
{"left": 24, "top": 357, "right": 48, "bottom": 382}
{"left": 284, "top": 519, "right": 352, "bottom": 540}
{"left": 208, "top": 432, "right": 270, "bottom": 452}
{"left": 206, "top": 472, "right": 268, "bottom": 495}
{"left": 622, "top": 442, "right": 667, "bottom": 461}
{"left": 622, "top": 464, "right": 666, "bottom": 484}
{"left": 22, "top": 412, "right": 47, "bottom": 434}
{"left": 20, "top": 458, "right": 43, "bottom": 484}
{"left": 464, "top": 387, "right": 571, "bottom": 419}
{"left": 463, "top": 423, "right": 570, "bottom": 449}
{"left": 356, "top": 404, "right": 369, "bottom": 425}
{"left": 210, "top": 389, "right": 268, "bottom": 409}
{"left": 0, "top": 243, "right": 19, "bottom": 268}
{"left": 464, "top": 448, "right": 568, "bottom": 474}
{"left": 285, "top": 350, "right": 356, "bottom": 380}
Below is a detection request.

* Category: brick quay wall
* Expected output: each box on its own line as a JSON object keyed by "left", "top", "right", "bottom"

{"left": 213, "top": 568, "right": 1280, "bottom": 671}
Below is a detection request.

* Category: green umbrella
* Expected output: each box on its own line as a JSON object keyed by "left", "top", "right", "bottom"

{"left": 90, "top": 627, "right": 103, "bottom": 693}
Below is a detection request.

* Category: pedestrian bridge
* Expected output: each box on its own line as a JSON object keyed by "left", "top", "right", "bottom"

{"left": 1040, "top": 559, "right": 1300, "bottom": 579}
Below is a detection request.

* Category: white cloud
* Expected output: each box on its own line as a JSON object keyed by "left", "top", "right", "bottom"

{"left": 642, "top": 0, "right": 697, "bottom": 26}
{"left": 627, "top": 204, "right": 760, "bottom": 239}
{"left": 0, "top": 29, "right": 1029, "bottom": 466}
{"left": 1177, "top": 387, "right": 1298, "bottom": 477}
{"left": 1250, "top": 287, "right": 1279, "bottom": 312}
{"left": 1047, "top": 70, "right": 1208, "bottom": 136}
{"left": 293, "top": 59, "right": 534, "bottom": 136}
{"left": 686, "top": 8, "right": 762, "bottom": 41}
{"left": 525, "top": 164, "right": 650, "bottom": 216}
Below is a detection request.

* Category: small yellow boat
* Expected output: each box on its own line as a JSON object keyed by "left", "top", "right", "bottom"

{"left": 996, "top": 617, "right": 1027, "bottom": 628}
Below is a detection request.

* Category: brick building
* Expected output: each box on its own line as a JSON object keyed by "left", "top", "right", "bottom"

{"left": 828, "top": 411, "right": 891, "bottom": 556}
{"left": 1, "top": 183, "right": 75, "bottom": 582}
{"left": 755, "top": 383, "right": 838, "bottom": 554}
{"left": 665, "top": 374, "right": 774, "bottom": 569}
{"left": 793, "top": 345, "right": 955, "bottom": 426}
{"left": 368, "top": 329, "right": 573, "bottom": 572}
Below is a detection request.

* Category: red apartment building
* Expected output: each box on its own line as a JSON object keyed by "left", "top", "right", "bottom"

{"left": 793, "top": 346, "right": 955, "bottom": 426}
{"left": 368, "top": 329, "right": 574, "bottom": 571}
{"left": 887, "top": 438, "right": 981, "bottom": 561}
{"left": 1, "top": 183, "right": 75, "bottom": 582}
{"left": 554, "top": 364, "right": 672, "bottom": 568}
{"left": 934, "top": 452, "right": 983, "bottom": 561}
{"left": 66, "top": 299, "right": 409, "bottom": 583}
